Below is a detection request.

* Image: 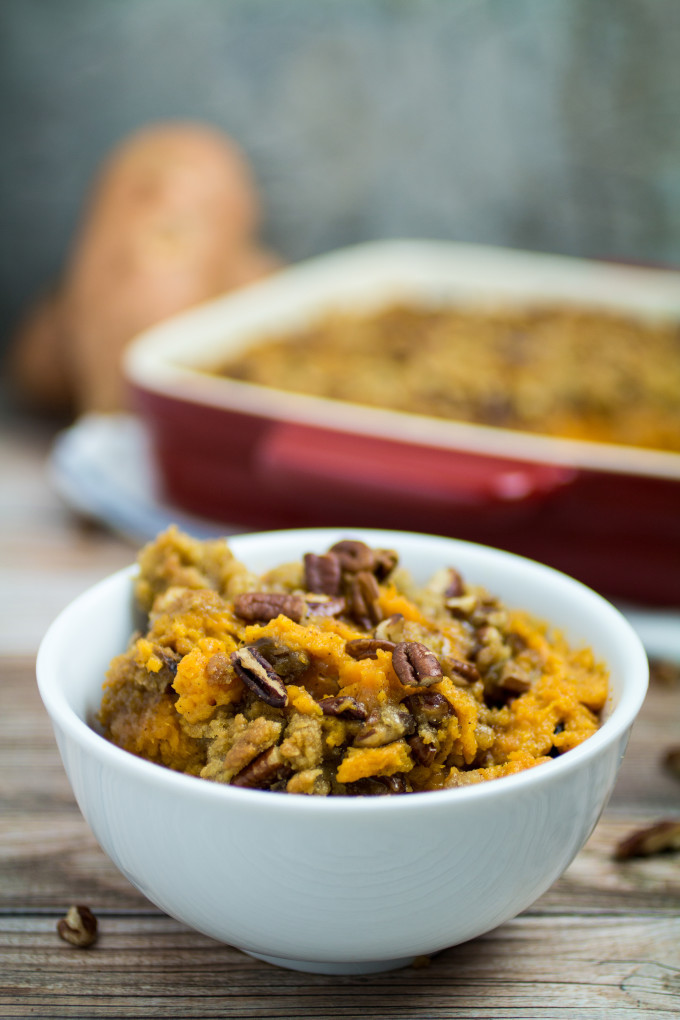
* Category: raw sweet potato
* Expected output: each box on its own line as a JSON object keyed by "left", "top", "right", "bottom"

{"left": 9, "top": 122, "right": 280, "bottom": 414}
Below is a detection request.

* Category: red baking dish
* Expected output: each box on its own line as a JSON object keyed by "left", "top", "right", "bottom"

{"left": 124, "top": 240, "right": 680, "bottom": 606}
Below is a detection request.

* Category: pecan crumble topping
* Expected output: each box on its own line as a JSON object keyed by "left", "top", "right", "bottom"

{"left": 98, "top": 527, "right": 609, "bottom": 795}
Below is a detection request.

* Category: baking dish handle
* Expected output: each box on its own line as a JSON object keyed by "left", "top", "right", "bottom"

{"left": 257, "top": 423, "right": 577, "bottom": 507}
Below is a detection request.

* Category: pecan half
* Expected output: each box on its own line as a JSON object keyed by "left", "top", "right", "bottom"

{"left": 392, "top": 642, "right": 443, "bottom": 687}
{"left": 56, "top": 905, "right": 98, "bottom": 948}
{"left": 345, "top": 638, "right": 396, "bottom": 660}
{"left": 615, "top": 820, "right": 680, "bottom": 860}
{"left": 318, "top": 695, "right": 368, "bottom": 720}
{"left": 304, "top": 552, "right": 342, "bottom": 595}
{"left": 231, "top": 646, "right": 288, "bottom": 707}
{"left": 346, "top": 571, "right": 383, "bottom": 629}
{"left": 329, "top": 539, "right": 376, "bottom": 573}
{"left": 231, "top": 746, "right": 291, "bottom": 789}
{"left": 233, "top": 592, "right": 305, "bottom": 623}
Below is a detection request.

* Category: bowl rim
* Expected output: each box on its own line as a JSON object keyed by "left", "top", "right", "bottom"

{"left": 36, "top": 526, "right": 649, "bottom": 816}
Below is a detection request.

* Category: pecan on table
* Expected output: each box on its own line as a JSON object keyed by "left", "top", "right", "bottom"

{"left": 614, "top": 819, "right": 680, "bottom": 859}
{"left": 56, "top": 905, "right": 98, "bottom": 948}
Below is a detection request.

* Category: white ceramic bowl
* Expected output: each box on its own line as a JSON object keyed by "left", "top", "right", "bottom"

{"left": 37, "top": 528, "right": 647, "bottom": 975}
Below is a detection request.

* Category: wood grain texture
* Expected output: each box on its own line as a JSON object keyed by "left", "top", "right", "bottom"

{"left": 2, "top": 657, "right": 679, "bottom": 1018}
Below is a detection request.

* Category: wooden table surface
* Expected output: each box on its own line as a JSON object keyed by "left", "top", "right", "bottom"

{"left": 1, "top": 411, "right": 679, "bottom": 1019}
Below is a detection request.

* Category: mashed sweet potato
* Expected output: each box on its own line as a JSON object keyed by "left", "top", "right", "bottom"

{"left": 97, "top": 527, "right": 609, "bottom": 795}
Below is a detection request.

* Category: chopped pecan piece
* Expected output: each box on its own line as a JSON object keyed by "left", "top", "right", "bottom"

{"left": 444, "top": 568, "right": 465, "bottom": 598}
{"left": 57, "top": 905, "right": 98, "bottom": 948}
{"left": 345, "top": 638, "right": 396, "bottom": 660}
{"left": 318, "top": 695, "right": 368, "bottom": 720}
{"left": 303, "top": 594, "right": 346, "bottom": 617}
{"left": 155, "top": 646, "right": 181, "bottom": 677}
{"left": 497, "top": 661, "right": 531, "bottom": 694}
{"left": 252, "top": 637, "right": 310, "bottom": 681}
{"left": 345, "top": 774, "right": 409, "bottom": 796}
{"left": 374, "top": 613, "right": 406, "bottom": 643}
{"left": 407, "top": 734, "right": 437, "bottom": 766}
{"left": 354, "top": 705, "right": 415, "bottom": 747}
{"left": 231, "top": 646, "right": 288, "bottom": 707}
{"left": 346, "top": 571, "right": 383, "bottom": 629}
{"left": 444, "top": 657, "right": 480, "bottom": 684}
{"left": 304, "top": 552, "right": 342, "bottom": 595}
{"left": 445, "top": 593, "right": 479, "bottom": 617}
{"left": 231, "top": 746, "right": 292, "bottom": 789}
{"left": 403, "top": 689, "right": 452, "bottom": 724}
{"left": 615, "top": 820, "right": 680, "bottom": 859}
{"left": 233, "top": 592, "right": 305, "bottom": 623}
{"left": 372, "top": 548, "right": 398, "bottom": 580}
{"left": 329, "top": 539, "right": 375, "bottom": 573}
{"left": 392, "top": 642, "right": 443, "bottom": 687}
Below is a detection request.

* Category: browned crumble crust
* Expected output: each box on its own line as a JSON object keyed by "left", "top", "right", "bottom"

{"left": 98, "top": 527, "right": 608, "bottom": 795}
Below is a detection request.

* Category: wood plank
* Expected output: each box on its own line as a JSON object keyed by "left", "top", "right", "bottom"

{"left": 0, "top": 915, "right": 678, "bottom": 1018}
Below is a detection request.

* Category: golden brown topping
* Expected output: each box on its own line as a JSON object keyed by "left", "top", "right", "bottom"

{"left": 98, "top": 528, "right": 609, "bottom": 796}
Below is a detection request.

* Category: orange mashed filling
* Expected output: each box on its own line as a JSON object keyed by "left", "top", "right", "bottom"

{"left": 97, "top": 527, "right": 608, "bottom": 795}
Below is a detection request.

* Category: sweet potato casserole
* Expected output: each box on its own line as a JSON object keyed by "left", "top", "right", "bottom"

{"left": 98, "top": 528, "right": 608, "bottom": 795}
{"left": 217, "top": 302, "right": 680, "bottom": 451}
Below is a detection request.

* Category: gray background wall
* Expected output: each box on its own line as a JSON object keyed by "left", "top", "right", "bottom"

{"left": 2, "top": 0, "right": 679, "bottom": 359}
